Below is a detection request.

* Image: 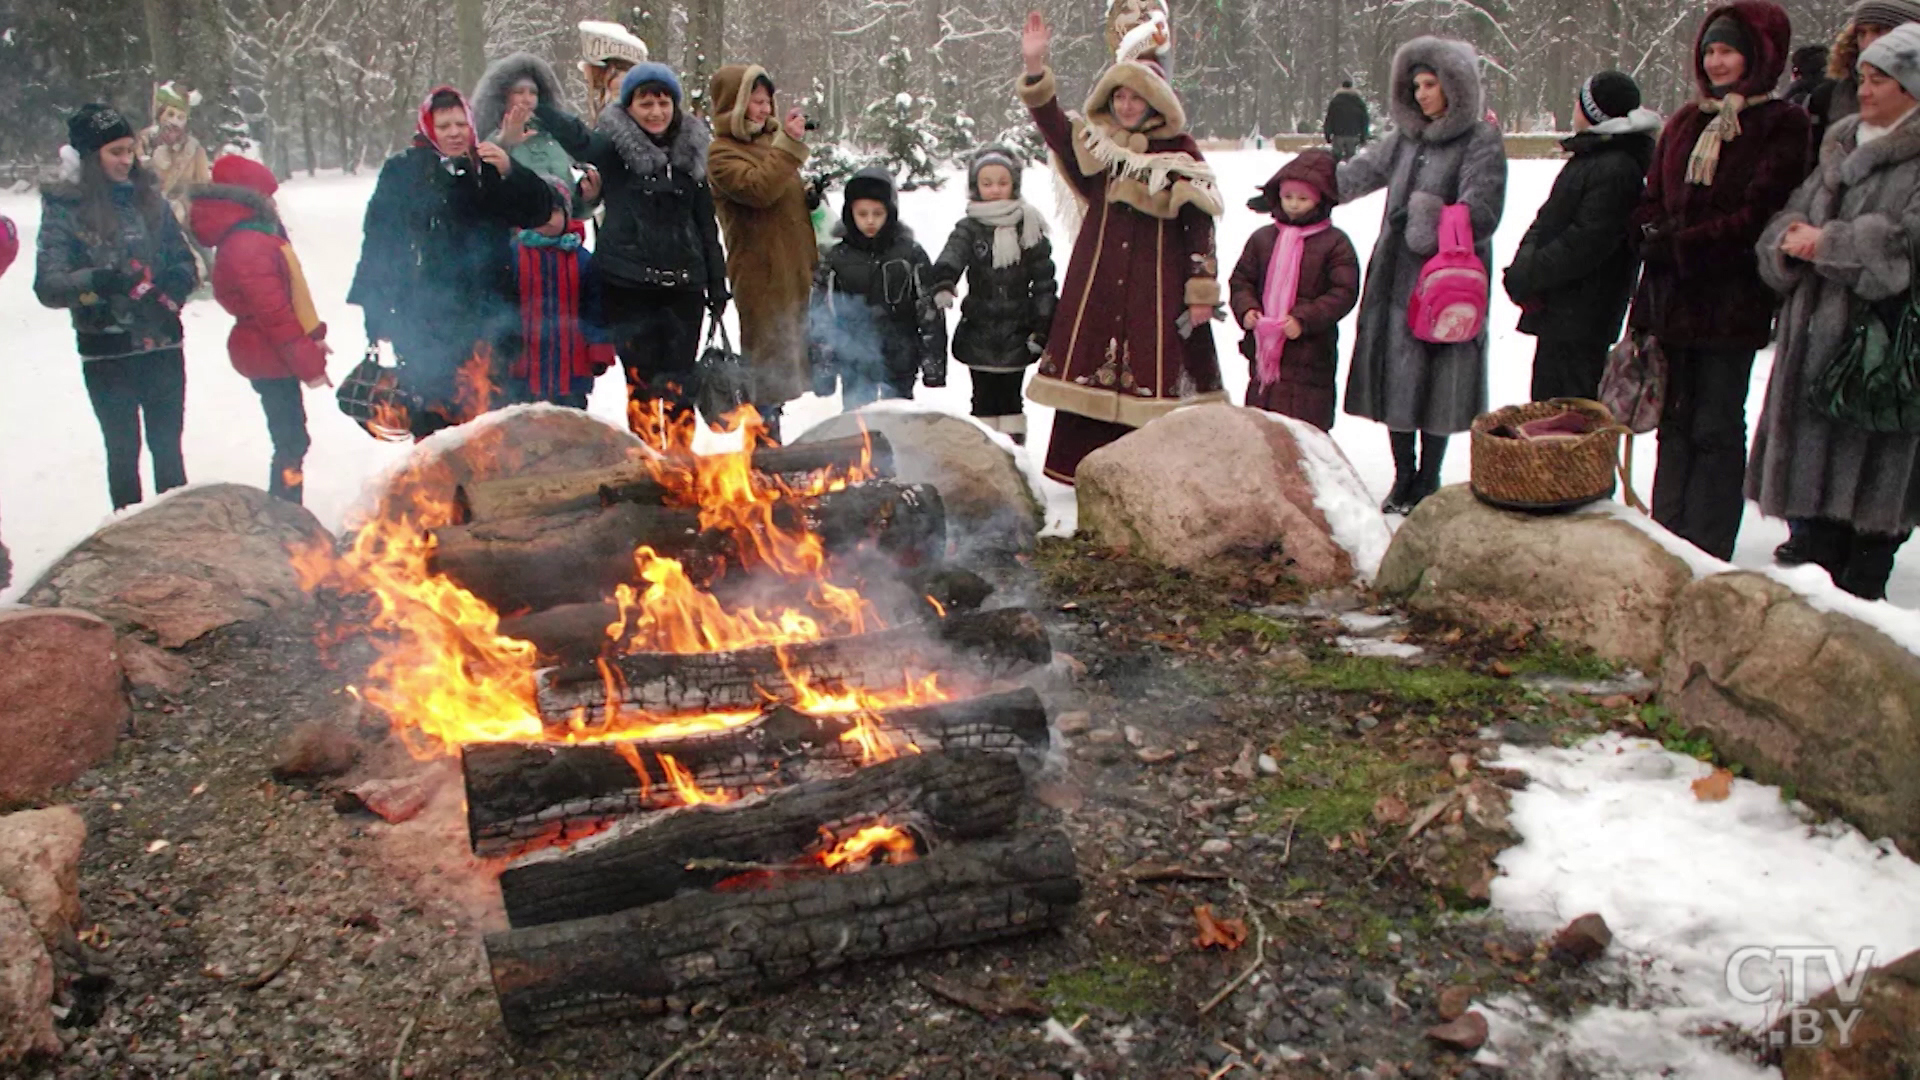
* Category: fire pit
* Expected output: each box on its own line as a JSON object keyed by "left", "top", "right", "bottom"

{"left": 297, "top": 408, "right": 1079, "bottom": 1037}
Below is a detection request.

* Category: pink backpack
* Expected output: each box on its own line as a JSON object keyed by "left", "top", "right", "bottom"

{"left": 1406, "top": 203, "right": 1488, "bottom": 344}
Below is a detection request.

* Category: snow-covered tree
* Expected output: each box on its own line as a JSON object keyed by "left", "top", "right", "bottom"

{"left": 858, "top": 38, "right": 944, "bottom": 191}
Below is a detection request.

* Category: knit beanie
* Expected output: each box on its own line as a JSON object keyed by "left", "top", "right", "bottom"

{"left": 1577, "top": 70, "right": 1643, "bottom": 124}
{"left": 1701, "top": 15, "right": 1755, "bottom": 73}
{"left": 1860, "top": 20, "right": 1920, "bottom": 99}
{"left": 967, "top": 146, "right": 1022, "bottom": 198}
{"left": 1852, "top": 0, "right": 1920, "bottom": 30}
{"left": 68, "top": 104, "right": 135, "bottom": 155}
{"left": 619, "top": 62, "right": 684, "bottom": 107}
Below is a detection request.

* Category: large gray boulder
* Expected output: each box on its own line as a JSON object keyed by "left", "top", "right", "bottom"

{"left": 1662, "top": 572, "right": 1920, "bottom": 858}
{"left": 797, "top": 407, "right": 1043, "bottom": 559}
{"left": 24, "top": 484, "right": 332, "bottom": 647}
{"left": 1075, "top": 404, "right": 1380, "bottom": 588}
{"left": 0, "top": 610, "right": 128, "bottom": 804}
{"left": 364, "top": 404, "right": 648, "bottom": 526}
{"left": 1376, "top": 487, "right": 1693, "bottom": 672}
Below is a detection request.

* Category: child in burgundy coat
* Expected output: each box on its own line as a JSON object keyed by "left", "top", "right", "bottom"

{"left": 509, "top": 182, "right": 616, "bottom": 408}
{"left": 1228, "top": 150, "right": 1360, "bottom": 432}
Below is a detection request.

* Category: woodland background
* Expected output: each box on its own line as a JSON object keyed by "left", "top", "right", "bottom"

{"left": 0, "top": 0, "right": 1857, "bottom": 179}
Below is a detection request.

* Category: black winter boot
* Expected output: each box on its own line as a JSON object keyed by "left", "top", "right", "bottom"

{"left": 1773, "top": 518, "right": 1849, "bottom": 576}
{"left": 1834, "top": 528, "right": 1910, "bottom": 602}
{"left": 1410, "top": 433, "right": 1449, "bottom": 507}
{"left": 1382, "top": 431, "right": 1418, "bottom": 514}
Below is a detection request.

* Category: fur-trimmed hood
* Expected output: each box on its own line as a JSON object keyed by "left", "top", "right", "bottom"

{"left": 472, "top": 52, "right": 567, "bottom": 141}
{"left": 188, "top": 182, "right": 277, "bottom": 248}
{"left": 1084, "top": 59, "right": 1187, "bottom": 140}
{"left": 710, "top": 63, "right": 775, "bottom": 143}
{"left": 1388, "top": 37, "right": 1485, "bottom": 144}
{"left": 1692, "top": 1, "right": 1792, "bottom": 99}
{"left": 597, "top": 101, "right": 710, "bottom": 182}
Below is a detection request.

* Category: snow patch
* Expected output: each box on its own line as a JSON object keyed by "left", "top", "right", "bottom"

{"left": 1487, "top": 732, "right": 1920, "bottom": 1077}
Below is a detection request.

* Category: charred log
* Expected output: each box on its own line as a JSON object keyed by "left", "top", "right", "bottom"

{"left": 431, "top": 482, "right": 945, "bottom": 615}
{"left": 485, "top": 829, "right": 1080, "bottom": 1037}
{"left": 497, "top": 561, "right": 994, "bottom": 664}
{"left": 462, "top": 687, "right": 1051, "bottom": 857}
{"left": 498, "top": 749, "right": 1026, "bottom": 927}
{"left": 453, "top": 434, "right": 896, "bottom": 523}
{"left": 533, "top": 607, "right": 1051, "bottom": 720}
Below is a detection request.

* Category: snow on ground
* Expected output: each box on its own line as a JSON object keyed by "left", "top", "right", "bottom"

{"left": 1481, "top": 734, "right": 1920, "bottom": 1078}
{"left": 5, "top": 149, "right": 1920, "bottom": 1074}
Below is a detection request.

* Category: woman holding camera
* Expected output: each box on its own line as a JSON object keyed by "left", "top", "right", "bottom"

{"left": 706, "top": 64, "right": 816, "bottom": 440}
{"left": 348, "top": 85, "right": 552, "bottom": 439}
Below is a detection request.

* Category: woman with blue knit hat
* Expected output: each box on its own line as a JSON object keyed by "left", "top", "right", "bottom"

{"left": 538, "top": 62, "right": 729, "bottom": 442}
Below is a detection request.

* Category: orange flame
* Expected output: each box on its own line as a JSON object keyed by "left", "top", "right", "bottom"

{"left": 815, "top": 823, "right": 918, "bottom": 870}
{"left": 659, "top": 753, "right": 731, "bottom": 805}
{"left": 452, "top": 345, "right": 499, "bottom": 425}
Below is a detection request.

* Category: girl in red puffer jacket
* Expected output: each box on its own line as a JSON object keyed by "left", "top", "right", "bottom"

{"left": 189, "top": 155, "right": 330, "bottom": 504}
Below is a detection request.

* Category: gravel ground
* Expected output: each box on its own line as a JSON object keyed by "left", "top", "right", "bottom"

{"left": 18, "top": 539, "right": 1672, "bottom": 1079}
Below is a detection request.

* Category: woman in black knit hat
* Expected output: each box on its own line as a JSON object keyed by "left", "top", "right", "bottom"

{"left": 33, "top": 104, "right": 199, "bottom": 511}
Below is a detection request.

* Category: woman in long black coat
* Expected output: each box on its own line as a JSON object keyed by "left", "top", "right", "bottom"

{"left": 537, "top": 63, "right": 729, "bottom": 436}
{"left": 349, "top": 86, "right": 552, "bottom": 439}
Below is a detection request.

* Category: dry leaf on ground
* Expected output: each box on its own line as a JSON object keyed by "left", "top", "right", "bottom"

{"left": 1192, "top": 905, "right": 1247, "bottom": 950}
{"left": 1691, "top": 767, "right": 1733, "bottom": 802}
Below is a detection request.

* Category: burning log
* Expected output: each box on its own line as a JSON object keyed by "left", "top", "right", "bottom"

{"left": 430, "top": 481, "right": 946, "bottom": 614}
{"left": 462, "top": 687, "right": 1051, "bottom": 856}
{"left": 453, "top": 434, "right": 896, "bottom": 523}
{"left": 498, "top": 749, "right": 1026, "bottom": 927}
{"left": 532, "top": 607, "right": 1052, "bottom": 720}
{"left": 485, "top": 828, "right": 1081, "bottom": 1037}
{"left": 496, "top": 562, "right": 994, "bottom": 663}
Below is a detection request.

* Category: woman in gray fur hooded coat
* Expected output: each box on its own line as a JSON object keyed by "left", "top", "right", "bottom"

{"left": 1750, "top": 22, "right": 1920, "bottom": 600}
{"left": 1338, "top": 37, "right": 1507, "bottom": 515}
{"left": 473, "top": 52, "right": 596, "bottom": 219}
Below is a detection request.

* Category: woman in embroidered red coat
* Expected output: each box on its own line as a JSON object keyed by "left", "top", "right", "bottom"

{"left": 1018, "top": 12, "right": 1226, "bottom": 484}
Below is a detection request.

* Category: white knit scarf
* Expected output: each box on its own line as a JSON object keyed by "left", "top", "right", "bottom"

{"left": 966, "top": 199, "right": 1049, "bottom": 268}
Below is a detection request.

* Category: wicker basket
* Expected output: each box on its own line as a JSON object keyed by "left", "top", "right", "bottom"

{"left": 1470, "top": 398, "right": 1633, "bottom": 513}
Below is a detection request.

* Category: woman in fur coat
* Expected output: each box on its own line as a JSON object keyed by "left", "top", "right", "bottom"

{"left": 706, "top": 64, "right": 817, "bottom": 439}
{"left": 473, "top": 53, "right": 599, "bottom": 219}
{"left": 1017, "top": 12, "right": 1226, "bottom": 484}
{"left": 1628, "top": 1, "right": 1809, "bottom": 562}
{"left": 538, "top": 63, "right": 729, "bottom": 440}
{"left": 1750, "top": 23, "right": 1920, "bottom": 600}
{"left": 1338, "top": 36, "right": 1507, "bottom": 516}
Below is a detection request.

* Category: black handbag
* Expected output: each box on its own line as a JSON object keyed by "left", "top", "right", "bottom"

{"left": 1809, "top": 281, "right": 1920, "bottom": 435}
{"left": 335, "top": 346, "right": 417, "bottom": 442}
{"left": 693, "top": 321, "right": 754, "bottom": 430}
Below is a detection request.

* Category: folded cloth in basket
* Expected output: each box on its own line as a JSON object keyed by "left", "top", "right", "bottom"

{"left": 1488, "top": 409, "right": 1602, "bottom": 441}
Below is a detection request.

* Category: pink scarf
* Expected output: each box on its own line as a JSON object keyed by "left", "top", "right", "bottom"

{"left": 1253, "top": 219, "right": 1330, "bottom": 386}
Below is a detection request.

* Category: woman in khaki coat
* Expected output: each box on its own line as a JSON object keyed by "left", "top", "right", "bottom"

{"left": 707, "top": 63, "right": 817, "bottom": 440}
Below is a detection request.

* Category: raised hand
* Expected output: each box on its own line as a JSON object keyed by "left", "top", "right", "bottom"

{"left": 499, "top": 101, "right": 533, "bottom": 147}
{"left": 783, "top": 107, "right": 809, "bottom": 142}
{"left": 476, "top": 141, "right": 512, "bottom": 175}
{"left": 579, "top": 164, "right": 602, "bottom": 203}
{"left": 1023, "top": 11, "right": 1052, "bottom": 76}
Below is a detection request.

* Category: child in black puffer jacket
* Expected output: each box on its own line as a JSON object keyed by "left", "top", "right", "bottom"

{"left": 930, "top": 146, "right": 1057, "bottom": 444}
{"left": 808, "top": 167, "right": 946, "bottom": 410}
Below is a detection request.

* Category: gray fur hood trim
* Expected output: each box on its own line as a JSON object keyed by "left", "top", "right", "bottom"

{"left": 473, "top": 52, "right": 567, "bottom": 141}
{"left": 1388, "top": 36, "right": 1485, "bottom": 145}
{"left": 597, "top": 102, "right": 711, "bottom": 182}
{"left": 1827, "top": 111, "right": 1920, "bottom": 187}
